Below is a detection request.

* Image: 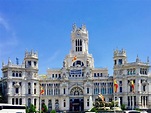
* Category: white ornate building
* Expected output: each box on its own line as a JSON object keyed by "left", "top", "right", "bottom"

{"left": 1, "top": 24, "right": 151, "bottom": 112}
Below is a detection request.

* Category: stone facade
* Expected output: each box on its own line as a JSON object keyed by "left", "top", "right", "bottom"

{"left": 1, "top": 24, "right": 151, "bottom": 111}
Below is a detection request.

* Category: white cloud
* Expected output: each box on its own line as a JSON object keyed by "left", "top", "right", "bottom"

{"left": 0, "top": 16, "right": 10, "bottom": 31}
{"left": 47, "top": 50, "right": 60, "bottom": 62}
{"left": 0, "top": 15, "right": 18, "bottom": 58}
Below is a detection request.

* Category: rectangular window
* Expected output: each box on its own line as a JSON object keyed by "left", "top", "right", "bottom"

{"left": 128, "top": 96, "right": 130, "bottom": 106}
{"left": 94, "top": 73, "right": 96, "bottom": 77}
{"left": 80, "top": 47, "right": 82, "bottom": 51}
{"left": 120, "top": 97, "right": 123, "bottom": 105}
{"left": 16, "top": 73, "right": 18, "bottom": 77}
{"left": 59, "top": 74, "right": 61, "bottom": 78}
{"left": 114, "top": 60, "right": 117, "bottom": 65}
{"left": 143, "top": 85, "right": 146, "bottom": 91}
{"left": 134, "top": 96, "right": 136, "bottom": 107}
{"left": 87, "top": 99, "right": 89, "bottom": 107}
{"left": 64, "top": 88, "right": 66, "bottom": 94}
{"left": 16, "top": 88, "right": 19, "bottom": 94}
{"left": 120, "top": 87, "right": 122, "bottom": 92}
{"left": 12, "top": 72, "right": 15, "bottom": 77}
{"left": 19, "top": 98, "right": 22, "bottom": 105}
{"left": 119, "top": 81, "right": 122, "bottom": 85}
{"left": 34, "top": 89, "right": 36, "bottom": 94}
{"left": 34, "top": 61, "right": 37, "bottom": 67}
{"left": 19, "top": 73, "right": 22, "bottom": 77}
{"left": 34, "top": 99, "right": 36, "bottom": 106}
{"left": 16, "top": 98, "right": 18, "bottom": 105}
{"left": 12, "top": 98, "right": 14, "bottom": 105}
{"left": 64, "top": 101, "right": 66, "bottom": 107}
{"left": 87, "top": 88, "right": 89, "bottom": 94}
{"left": 118, "top": 59, "right": 122, "bottom": 65}
{"left": 28, "top": 89, "right": 31, "bottom": 94}
{"left": 28, "top": 61, "right": 31, "bottom": 66}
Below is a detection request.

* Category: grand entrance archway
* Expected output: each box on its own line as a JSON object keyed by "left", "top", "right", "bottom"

{"left": 70, "top": 98, "right": 84, "bottom": 111}
{"left": 69, "top": 87, "right": 84, "bottom": 111}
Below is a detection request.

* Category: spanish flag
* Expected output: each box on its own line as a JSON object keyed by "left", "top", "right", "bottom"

{"left": 130, "top": 80, "right": 135, "bottom": 93}
{"left": 99, "top": 93, "right": 104, "bottom": 102}
{"left": 40, "top": 86, "right": 44, "bottom": 95}
{"left": 72, "top": 56, "right": 77, "bottom": 62}
{"left": 114, "top": 79, "right": 118, "bottom": 93}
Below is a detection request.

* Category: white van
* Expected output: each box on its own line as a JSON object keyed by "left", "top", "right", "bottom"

{"left": 124, "top": 110, "right": 148, "bottom": 113}
{"left": 0, "top": 103, "right": 26, "bottom": 113}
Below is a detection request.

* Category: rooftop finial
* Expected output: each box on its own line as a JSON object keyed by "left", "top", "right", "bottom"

{"left": 2, "top": 61, "right": 4, "bottom": 66}
{"left": 82, "top": 24, "right": 86, "bottom": 30}
{"left": 136, "top": 55, "right": 140, "bottom": 62}
{"left": 147, "top": 56, "right": 149, "bottom": 63}
{"left": 72, "top": 23, "right": 77, "bottom": 32}
{"left": 8, "top": 57, "right": 11, "bottom": 64}
{"left": 16, "top": 57, "right": 19, "bottom": 65}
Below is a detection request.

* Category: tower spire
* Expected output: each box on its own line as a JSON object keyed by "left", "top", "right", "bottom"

{"left": 70, "top": 24, "right": 89, "bottom": 54}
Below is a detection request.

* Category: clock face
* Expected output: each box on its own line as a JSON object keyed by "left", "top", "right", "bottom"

{"left": 77, "top": 33, "right": 80, "bottom": 36}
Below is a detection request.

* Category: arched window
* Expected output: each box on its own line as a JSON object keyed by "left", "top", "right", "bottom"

{"left": 28, "top": 98, "right": 31, "bottom": 107}
{"left": 12, "top": 98, "right": 14, "bottom": 105}
{"left": 48, "top": 99, "right": 52, "bottom": 110}
{"left": 34, "top": 98, "right": 36, "bottom": 106}
{"left": 73, "top": 60, "right": 84, "bottom": 67}
{"left": 64, "top": 99, "right": 66, "bottom": 107}
{"left": 20, "top": 98, "right": 22, "bottom": 105}
{"left": 28, "top": 82, "right": 31, "bottom": 94}
{"left": 70, "top": 87, "right": 83, "bottom": 95}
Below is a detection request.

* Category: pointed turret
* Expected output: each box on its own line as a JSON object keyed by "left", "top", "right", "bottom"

{"left": 136, "top": 55, "right": 140, "bottom": 62}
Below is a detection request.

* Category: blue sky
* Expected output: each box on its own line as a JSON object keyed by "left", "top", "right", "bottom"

{"left": 0, "top": 0, "right": 151, "bottom": 76}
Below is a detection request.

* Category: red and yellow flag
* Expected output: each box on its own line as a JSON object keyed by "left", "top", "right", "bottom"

{"left": 40, "top": 86, "right": 44, "bottom": 95}
{"left": 99, "top": 94, "right": 104, "bottom": 102}
{"left": 72, "top": 56, "right": 77, "bottom": 62}
{"left": 114, "top": 79, "right": 118, "bottom": 93}
{"left": 130, "top": 80, "right": 135, "bottom": 93}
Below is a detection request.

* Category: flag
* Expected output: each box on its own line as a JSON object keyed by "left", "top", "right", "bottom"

{"left": 72, "top": 56, "right": 77, "bottom": 62}
{"left": 130, "top": 80, "right": 135, "bottom": 93}
{"left": 40, "top": 86, "right": 44, "bottom": 95}
{"left": 114, "top": 79, "right": 118, "bottom": 93}
{"left": 98, "top": 93, "right": 104, "bottom": 102}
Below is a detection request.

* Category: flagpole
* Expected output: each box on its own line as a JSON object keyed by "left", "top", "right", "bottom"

{"left": 39, "top": 86, "right": 41, "bottom": 113}
{"left": 114, "top": 91, "right": 115, "bottom": 113}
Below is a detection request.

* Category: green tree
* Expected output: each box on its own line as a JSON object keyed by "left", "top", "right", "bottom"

{"left": 50, "top": 110, "right": 56, "bottom": 113}
{"left": 29, "top": 104, "right": 36, "bottom": 113}
{"left": 26, "top": 106, "right": 29, "bottom": 113}
{"left": 42, "top": 103, "right": 48, "bottom": 113}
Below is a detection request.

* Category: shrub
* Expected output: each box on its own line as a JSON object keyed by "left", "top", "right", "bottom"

{"left": 50, "top": 110, "right": 56, "bottom": 113}
{"left": 105, "top": 102, "right": 110, "bottom": 107}
{"left": 135, "top": 108, "right": 141, "bottom": 111}
{"left": 90, "top": 107, "right": 97, "bottom": 112}
{"left": 121, "top": 104, "right": 126, "bottom": 110}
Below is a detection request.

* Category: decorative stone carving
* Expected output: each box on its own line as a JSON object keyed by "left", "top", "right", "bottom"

{"left": 86, "top": 59, "right": 90, "bottom": 67}
{"left": 14, "top": 82, "right": 20, "bottom": 88}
